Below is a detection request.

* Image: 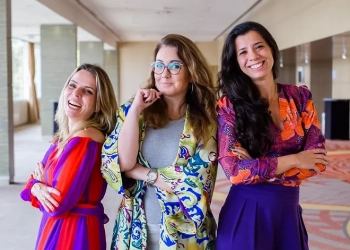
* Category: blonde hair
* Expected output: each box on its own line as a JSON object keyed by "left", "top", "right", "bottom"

{"left": 55, "top": 63, "right": 117, "bottom": 151}
{"left": 142, "top": 34, "right": 217, "bottom": 143}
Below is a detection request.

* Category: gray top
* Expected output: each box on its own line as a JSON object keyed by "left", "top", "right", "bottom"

{"left": 141, "top": 117, "right": 185, "bottom": 224}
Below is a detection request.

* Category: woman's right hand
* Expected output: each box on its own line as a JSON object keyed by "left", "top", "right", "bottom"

{"left": 131, "top": 88, "right": 161, "bottom": 113}
{"left": 232, "top": 146, "right": 252, "bottom": 160}
{"left": 294, "top": 149, "right": 328, "bottom": 173}
{"left": 32, "top": 162, "right": 44, "bottom": 182}
{"left": 31, "top": 183, "right": 61, "bottom": 212}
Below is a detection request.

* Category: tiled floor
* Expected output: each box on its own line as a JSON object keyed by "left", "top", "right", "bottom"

{"left": 1, "top": 123, "right": 349, "bottom": 249}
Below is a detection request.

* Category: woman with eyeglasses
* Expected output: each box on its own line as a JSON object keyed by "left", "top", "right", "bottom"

{"left": 101, "top": 34, "right": 218, "bottom": 250}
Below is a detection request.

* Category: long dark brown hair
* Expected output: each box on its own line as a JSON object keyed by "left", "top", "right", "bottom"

{"left": 218, "top": 21, "right": 280, "bottom": 157}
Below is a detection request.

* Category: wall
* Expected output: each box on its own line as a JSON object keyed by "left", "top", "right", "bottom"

{"left": 13, "top": 100, "right": 28, "bottom": 126}
{"left": 118, "top": 41, "right": 219, "bottom": 103}
{"left": 295, "top": 63, "right": 310, "bottom": 88}
{"left": 118, "top": 42, "right": 157, "bottom": 104}
{"left": 276, "top": 47, "right": 297, "bottom": 85}
{"left": 310, "top": 61, "right": 332, "bottom": 116}
{"left": 226, "top": 0, "right": 350, "bottom": 51}
{"left": 332, "top": 58, "right": 350, "bottom": 99}
{"left": 196, "top": 42, "right": 219, "bottom": 66}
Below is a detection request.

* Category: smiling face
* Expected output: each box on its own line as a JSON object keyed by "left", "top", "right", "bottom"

{"left": 154, "top": 46, "right": 191, "bottom": 100}
{"left": 235, "top": 30, "right": 274, "bottom": 84}
{"left": 63, "top": 69, "right": 97, "bottom": 124}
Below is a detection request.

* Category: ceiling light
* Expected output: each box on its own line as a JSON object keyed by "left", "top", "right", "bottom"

{"left": 279, "top": 51, "right": 283, "bottom": 68}
{"left": 342, "top": 51, "right": 347, "bottom": 59}
{"left": 342, "top": 37, "right": 347, "bottom": 59}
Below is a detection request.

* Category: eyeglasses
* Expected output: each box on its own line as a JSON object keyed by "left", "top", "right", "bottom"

{"left": 151, "top": 61, "right": 183, "bottom": 75}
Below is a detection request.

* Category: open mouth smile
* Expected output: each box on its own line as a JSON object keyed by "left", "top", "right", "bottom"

{"left": 249, "top": 61, "right": 264, "bottom": 69}
{"left": 68, "top": 100, "right": 82, "bottom": 108}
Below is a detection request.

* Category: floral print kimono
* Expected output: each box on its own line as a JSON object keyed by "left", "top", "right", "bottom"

{"left": 101, "top": 101, "right": 218, "bottom": 250}
{"left": 217, "top": 83, "right": 326, "bottom": 187}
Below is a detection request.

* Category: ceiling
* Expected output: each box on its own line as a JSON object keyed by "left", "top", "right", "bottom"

{"left": 11, "top": 0, "right": 350, "bottom": 58}
{"left": 75, "top": 0, "right": 259, "bottom": 41}
{"left": 12, "top": 0, "right": 106, "bottom": 46}
{"left": 11, "top": 0, "right": 265, "bottom": 49}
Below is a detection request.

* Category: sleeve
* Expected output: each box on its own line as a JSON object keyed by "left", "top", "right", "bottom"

{"left": 217, "top": 96, "right": 278, "bottom": 185}
{"left": 157, "top": 129, "right": 218, "bottom": 230}
{"left": 283, "top": 85, "right": 326, "bottom": 180}
{"left": 101, "top": 102, "right": 140, "bottom": 198}
{"left": 45, "top": 137, "right": 102, "bottom": 217}
{"left": 20, "top": 144, "right": 56, "bottom": 208}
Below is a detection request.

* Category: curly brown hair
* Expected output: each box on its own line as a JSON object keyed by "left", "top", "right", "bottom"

{"left": 142, "top": 34, "right": 217, "bottom": 143}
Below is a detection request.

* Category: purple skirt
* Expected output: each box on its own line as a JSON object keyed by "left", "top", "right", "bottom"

{"left": 216, "top": 183, "right": 308, "bottom": 250}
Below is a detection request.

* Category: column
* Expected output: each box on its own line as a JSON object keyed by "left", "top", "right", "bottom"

{"left": 332, "top": 36, "right": 350, "bottom": 99}
{"left": 309, "top": 37, "right": 333, "bottom": 116}
{"left": 104, "top": 46, "right": 119, "bottom": 102}
{"left": 0, "top": 0, "right": 14, "bottom": 182}
{"left": 277, "top": 47, "right": 296, "bottom": 85}
{"left": 79, "top": 41, "right": 104, "bottom": 66}
{"left": 41, "top": 24, "right": 77, "bottom": 138}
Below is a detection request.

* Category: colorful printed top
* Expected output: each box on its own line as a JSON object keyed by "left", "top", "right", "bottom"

{"left": 20, "top": 137, "right": 108, "bottom": 250}
{"left": 218, "top": 84, "right": 326, "bottom": 187}
{"left": 101, "top": 101, "right": 218, "bottom": 250}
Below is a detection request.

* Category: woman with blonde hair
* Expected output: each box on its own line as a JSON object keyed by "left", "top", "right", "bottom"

{"left": 20, "top": 63, "right": 117, "bottom": 250}
{"left": 102, "top": 34, "right": 218, "bottom": 250}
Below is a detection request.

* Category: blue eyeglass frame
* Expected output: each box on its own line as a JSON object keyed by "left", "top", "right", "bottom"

{"left": 151, "top": 61, "right": 183, "bottom": 75}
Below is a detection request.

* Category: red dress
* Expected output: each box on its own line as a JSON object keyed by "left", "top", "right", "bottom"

{"left": 20, "top": 137, "right": 108, "bottom": 250}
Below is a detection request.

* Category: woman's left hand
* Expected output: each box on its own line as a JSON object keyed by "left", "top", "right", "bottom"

{"left": 31, "top": 183, "right": 61, "bottom": 212}
{"left": 125, "top": 164, "right": 172, "bottom": 192}
{"left": 32, "top": 162, "right": 44, "bottom": 182}
{"left": 232, "top": 147, "right": 252, "bottom": 160}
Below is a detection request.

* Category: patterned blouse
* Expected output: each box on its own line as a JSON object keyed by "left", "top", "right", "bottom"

{"left": 101, "top": 101, "right": 218, "bottom": 250}
{"left": 218, "top": 84, "right": 326, "bottom": 187}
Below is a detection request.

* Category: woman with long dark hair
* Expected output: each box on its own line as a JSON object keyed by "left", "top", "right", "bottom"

{"left": 216, "top": 21, "right": 328, "bottom": 250}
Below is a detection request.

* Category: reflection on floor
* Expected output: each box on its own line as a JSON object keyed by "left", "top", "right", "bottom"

{"left": 212, "top": 140, "right": 350, "bottom": 250}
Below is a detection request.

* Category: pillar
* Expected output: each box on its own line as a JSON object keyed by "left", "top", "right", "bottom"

{"left": 0, "top": 0, "right": 14, "bottom": 182}
{"left": 79, "top": 41, "right": 104, "bottom": 66}
{"left": 40, "top": 24, "right": 77, "bottom": 137}
{"left": 310, "top": 37, "right": 333, "bottom": 116}
{"left": 104, "top": 47, "right": 119, "bottom": 102}
{"left": 277, "top": 47, "right": 297, "bottom": 85}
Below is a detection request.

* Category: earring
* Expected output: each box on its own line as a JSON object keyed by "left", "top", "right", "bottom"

{"left": 191, "top": 83, "right": 194, "bottom": 94}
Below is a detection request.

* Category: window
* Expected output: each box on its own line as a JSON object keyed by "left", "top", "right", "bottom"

{"left": 12, "top": 38, "right": 24, "bottom": 100}
{"left": 34, "top": 43, "right": 42, "bottom": 98}
{"left": 11, "top": 39, "right": 42, "bottom": 100}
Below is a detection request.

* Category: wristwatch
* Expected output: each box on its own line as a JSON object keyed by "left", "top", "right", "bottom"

{"left": 146, "top": 168, "right": 158, "bottom": 186}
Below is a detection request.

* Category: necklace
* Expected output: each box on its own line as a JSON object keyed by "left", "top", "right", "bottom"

{"left": 268, "top": 83, "right": 278, "bottom": 107}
